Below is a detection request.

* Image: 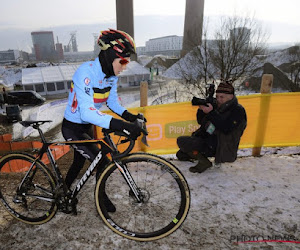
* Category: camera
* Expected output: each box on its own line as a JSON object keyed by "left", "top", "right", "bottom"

{"left": 191, "top": 84, "right": 215, "bottom": 107}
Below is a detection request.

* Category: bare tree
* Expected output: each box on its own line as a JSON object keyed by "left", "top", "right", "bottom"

{"left": 211, "top": 14, "right": 268, "bottom": 81}
{"left": 287, "top": 46, "right": 300, "bottom": 91}
{"left": 169, "top": 20, "right": 218, "bottom": 99}
{"left": 176, "top": 14, "right": 268, "bottom": 98}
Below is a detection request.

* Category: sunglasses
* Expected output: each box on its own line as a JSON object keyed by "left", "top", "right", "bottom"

{"left": 117, "top": 54, "right": 130, "bottom": 65}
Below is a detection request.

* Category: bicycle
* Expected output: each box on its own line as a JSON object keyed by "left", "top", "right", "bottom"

{"left": 0, "top": 118, "right": 190, "bottom": 241}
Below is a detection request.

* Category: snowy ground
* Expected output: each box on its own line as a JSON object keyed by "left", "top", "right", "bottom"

{"left": 0, "top": 150, "right": 299, "bottom": 249}
{"left": 1, "top": 80, "right": 300, "bottom": 249}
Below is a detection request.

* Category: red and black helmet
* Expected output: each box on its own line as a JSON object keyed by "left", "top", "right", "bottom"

{"left": 97, "top": 29, "right": 136, "bottom": 57}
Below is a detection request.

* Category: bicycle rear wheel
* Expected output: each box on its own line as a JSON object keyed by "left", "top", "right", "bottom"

{"left": 0, "top": 153, "right": 57, "bottom": 224}
{"left": 95, "top": 152, "right": 190, "bottom": 241}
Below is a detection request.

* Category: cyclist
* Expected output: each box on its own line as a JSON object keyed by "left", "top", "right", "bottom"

{"left": 62, "top": 29, "right": 146, "bottom": 212}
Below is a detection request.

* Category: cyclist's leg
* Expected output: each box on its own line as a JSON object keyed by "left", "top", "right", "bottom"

{"left": 65, "top": 150, "right": 86, "bottom": 188}
{"left": 62, "top": 119, "right": 115, "bottom": 211}
{"left": 62, "top": 119, "right": 100, "bottom": 187}
{"left": 95, "top": 156, "right": 116, "bottom": 212}
{"left": 95, "top": 156, "right": 109, "bottom": 180}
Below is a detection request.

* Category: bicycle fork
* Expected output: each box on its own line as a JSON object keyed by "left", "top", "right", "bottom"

{"left": 113, "top": 160, "right": 142, "bottom": 203}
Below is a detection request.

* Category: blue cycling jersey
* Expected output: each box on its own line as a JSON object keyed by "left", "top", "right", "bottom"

{"left": 64, "top": 57, "right": 126, "bottom": 129}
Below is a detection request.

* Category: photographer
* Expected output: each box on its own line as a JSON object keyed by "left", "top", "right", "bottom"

{"left": 176, "top": 80, "right": 247, "bottom": 173}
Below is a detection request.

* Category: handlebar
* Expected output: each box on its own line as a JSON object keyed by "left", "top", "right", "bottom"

{"left": 19, "top": 115, "right": 148, "bottom": 159}
{"left": 102, "top": 129, "right": 135, "bottom": 158}
{"left": 102, "top": 113, "right": 148, "bottom": 158}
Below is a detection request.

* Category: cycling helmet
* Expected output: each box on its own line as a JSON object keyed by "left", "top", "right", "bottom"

{"left": 98, "top": 29, "right": 135, "bottom": 77}
{"left": 97, "top": 28, "right": 136, "bottom": 57}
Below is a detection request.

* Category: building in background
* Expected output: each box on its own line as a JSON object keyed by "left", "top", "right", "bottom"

{"left": 63, "top": 51, "right": 94, "bottom": 62}
{"left": 230, "top": 27, "right": 251, "bottom": 46}
{"left": 21, "top": 60, "right": 149, "bottom": 95}
{"left": 21, "top": 64, "right": 80, "bottom": 96}
{"left": 31, "top": 31, "right": 56, "bottom": 61}
{"left": 0, "top": 50, "right": 29, "bottom": 65}
{"left": 93, "top": 33, "right": 100, "bottom": 57}
{"left": 136, "top": 46, "right": 146, "bottom": 56}
{"left": 55, "top": 42, "right": 64, "bottom": 61}
{"left": 118, "top": 61, "right": 150, "bottom": 86}
{"left": 64, "top": 31, "right": 78, "bottom": 53}
{"left": 31, "top": 31, "right": 69, "bottom": 62}
{"left": 140, "top": 35, "right": 183, "bottom": 57}
{"left": 55, "top": 36, "right": 64, "bottom": 61}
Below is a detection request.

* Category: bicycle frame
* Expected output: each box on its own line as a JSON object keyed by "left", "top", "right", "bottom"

{"left": 29, "top": 125, "right": 142, "bottom": 204}
{"left": 1, "top": 119, "right": 190, "bottom": 241}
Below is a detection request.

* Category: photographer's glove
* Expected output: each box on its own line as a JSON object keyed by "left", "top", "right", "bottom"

{"left": 121, "top": 110, "right": 147, "bottom": 122}
{"left": 110, "top": 118, "right": 146, "bottom": 140}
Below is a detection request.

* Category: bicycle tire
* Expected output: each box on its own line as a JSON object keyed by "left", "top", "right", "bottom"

{"left": 95, "top": 152, "right": 190, "bottom": 241}
{"left": 0, "top": 153, "right": 58, "bottom": 224}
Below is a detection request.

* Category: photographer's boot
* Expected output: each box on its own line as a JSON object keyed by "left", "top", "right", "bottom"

{"left": 176, "top": 150, "right": 193, "bottom": 161}
{"left": 188, "top": 152, "right": 212, "bottom": 173}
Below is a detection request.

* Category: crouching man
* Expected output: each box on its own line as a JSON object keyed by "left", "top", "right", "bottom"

{"left": 176, "top": 80, "right": 247, "bottom": 173}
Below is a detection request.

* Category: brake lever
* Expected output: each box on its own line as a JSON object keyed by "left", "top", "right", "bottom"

{"left": 135, "top": 113, "right": 149, "bottom": 147}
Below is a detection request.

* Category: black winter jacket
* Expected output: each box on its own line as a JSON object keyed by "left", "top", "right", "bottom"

{"left": 196, "top": 96, "right": 247, "bottom": 163}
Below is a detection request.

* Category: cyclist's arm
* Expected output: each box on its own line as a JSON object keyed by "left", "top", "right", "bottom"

{"left": 73, "top": 69, "right": 113, "bottom": 129}
{"left": 106, "top": 80, "right": 126, "bottom": 117}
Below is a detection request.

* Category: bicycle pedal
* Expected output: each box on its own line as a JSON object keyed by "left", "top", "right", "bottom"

{"left": 61, "top": 209, "right": 73, "bottom": 214}
{"left": 13, "top": 196, "right": 23, "bottom": 204}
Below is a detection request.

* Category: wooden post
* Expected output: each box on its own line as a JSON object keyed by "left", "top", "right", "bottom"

{"left": 252, "top": 74, "right": 273, "bottom": 156}
{"left": 140, "top": 81, "right": 148, "bottom": 107}
{"left": 260, "top": 74, "right": 273, "bottom": 94}
{"left": 139, "top": 81, "right": 148, "bottom": 152}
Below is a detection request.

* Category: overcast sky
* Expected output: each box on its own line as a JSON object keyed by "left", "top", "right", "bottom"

{"left": 0, "top": 0, "right": 300, "bottom": 52}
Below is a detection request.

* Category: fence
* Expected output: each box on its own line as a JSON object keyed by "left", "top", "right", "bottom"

{"left": 95, "top": 92, "right": 300, "bottom": 155}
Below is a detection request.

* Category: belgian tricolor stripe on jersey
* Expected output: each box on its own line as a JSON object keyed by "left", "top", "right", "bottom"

{"left": 93, "top": 87, "right": 111, "bottom": 103}
{"left": 70, "top": 81, "right": 74, "bottom": 93}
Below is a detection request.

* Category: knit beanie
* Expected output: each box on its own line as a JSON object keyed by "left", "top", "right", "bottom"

{"left": 216, "top": 80, "right": 235, "bottom": 94}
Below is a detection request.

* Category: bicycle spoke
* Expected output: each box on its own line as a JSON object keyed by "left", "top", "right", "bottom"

{"left": 95, "top": 153, "right": 190, "bottom": 241}
{"left": 0, "top": 153, "right": 57, "bottom": 224}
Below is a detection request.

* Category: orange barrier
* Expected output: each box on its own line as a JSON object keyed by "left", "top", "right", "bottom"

{"left": 238, "top": 92, "right": 300, "bottom": 148}
{"left": 0, "top": 134, "right": 12, "bottom": 142}
{"left": 1, "top": 158, "right": 33, "bottom": 173}
{"left": 0, "top": 137, "right": 70, "bottom": 173}
{"left": 95, "top": 92, "right": 300, "bottom": 155}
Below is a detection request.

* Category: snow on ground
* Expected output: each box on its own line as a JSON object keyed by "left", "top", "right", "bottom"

{"left": 0, "top": 66, "right": 22, "bottom": 87}
{"left": 10, "top": 99, "right": 67, "bottom": 141}
{"left": 0, "top": 151, "right": 299, "bottom": 249}
{"left": 162, "top": 45, "right": 297, "bottom": 81}
{"left": 1, "top": 88, "right": 300, "bottom": 249}
{"left": 1, "top": 55, "right": 300, "bottom": 248}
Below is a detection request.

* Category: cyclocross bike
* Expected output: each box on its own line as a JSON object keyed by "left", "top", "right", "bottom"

{"left": 0, "top": 118, "right": 190, "bottom": 241}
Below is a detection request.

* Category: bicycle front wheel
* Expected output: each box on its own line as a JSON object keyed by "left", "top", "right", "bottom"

{"left": 0, "top": 153, "right": 57, "bottom": 224}
{"left": 95, "top": 152, "right": 190, "bottom": 241}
